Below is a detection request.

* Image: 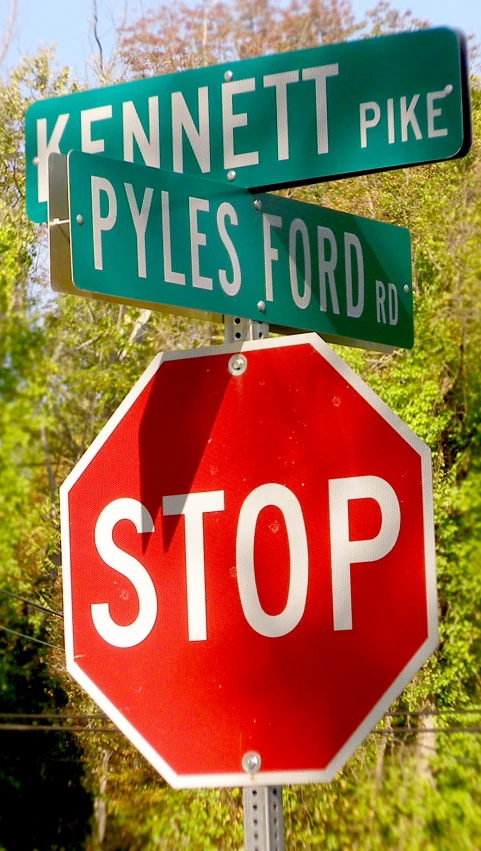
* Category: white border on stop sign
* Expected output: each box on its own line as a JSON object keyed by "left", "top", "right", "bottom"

{"left": 60, "top": 332, "right": 437, "bottom": 789}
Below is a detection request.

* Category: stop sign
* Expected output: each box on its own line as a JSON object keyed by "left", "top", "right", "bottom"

{"left": 61, "top": 333, "right": 437, "bottom": 789}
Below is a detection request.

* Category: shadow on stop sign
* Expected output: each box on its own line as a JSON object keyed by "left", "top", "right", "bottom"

{"left": 60, "top": 333, "right": 437, "bottom": 789}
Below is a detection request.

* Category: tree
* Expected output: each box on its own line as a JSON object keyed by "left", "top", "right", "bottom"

{"left": 0, "top": 53, "right": 96, "bottom": 851}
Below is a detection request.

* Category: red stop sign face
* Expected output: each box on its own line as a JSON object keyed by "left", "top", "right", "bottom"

{"left": 61, "top": 334, "right": 437, "bottom": 788}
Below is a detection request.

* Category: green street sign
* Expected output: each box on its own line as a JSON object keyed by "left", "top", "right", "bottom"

{"left": 49, "top": 151, "right": 413, "bottom": 351}
{"left": 27, "top": 27, "right": 470, "bottom": 224}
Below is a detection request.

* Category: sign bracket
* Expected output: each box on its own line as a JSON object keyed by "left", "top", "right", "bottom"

{"left": 224, "top": 315, "right": 269, "bottom": 344}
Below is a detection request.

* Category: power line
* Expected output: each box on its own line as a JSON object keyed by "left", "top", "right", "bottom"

{"left": 0, "top": 624, "right": 63, "bottom": 651}
{"left": 3, "top": 708, "right": 481, "bottom": 722}
{"left": 387, "top": 708, "right": 481, "bottom": 717}
{"left": 374, "top": 727, "right": 481, "bottom": 735}
{"left": 0, "top": 588, "right": 63, "bottom": 618}
{"left": 0, "top": 713, "right": 106, "bottom": 719}
{"left": 0, "top": 724, "right": 118, "bottom": 732}
{"left": 2, "top": 723, "right": 481, "bottom": 735}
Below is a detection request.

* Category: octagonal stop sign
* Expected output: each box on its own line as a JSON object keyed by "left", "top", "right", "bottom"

{"left": 61, "top": 333, "right": 437, "bottom": 789}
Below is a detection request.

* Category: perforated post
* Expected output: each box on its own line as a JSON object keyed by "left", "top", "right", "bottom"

{"left": 224, "top": 316, "right": 269, "bottom": 344}
{"left": 243, "top": 786, "right": 285, "bottom": 851}
{"left": 223, "top": 316, "right": 283, "bottom": 851}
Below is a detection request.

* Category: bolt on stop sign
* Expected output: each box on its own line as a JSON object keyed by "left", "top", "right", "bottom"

{"left": 61, "top": 333, "right": 437, "bottom": 789}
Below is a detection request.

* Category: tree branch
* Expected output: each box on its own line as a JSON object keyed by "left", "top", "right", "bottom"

{"left": 0, "top": 0, "right": 17, "bottom": 68}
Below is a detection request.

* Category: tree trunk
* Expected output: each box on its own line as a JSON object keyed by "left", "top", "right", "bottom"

{"left": 92, "top": 749, "right": 111, "bottom": 849}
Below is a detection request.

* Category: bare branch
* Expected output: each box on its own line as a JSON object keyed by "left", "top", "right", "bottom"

{"left": 40, "top": 424, "right": 57, "bottom": 504}
{"left": 92, "top": 0, "right": 104, "bottom": 74}
{"left": 0, "top": 0, "right": 17, "bottom": 68}
{"left": 118, "top": 308, "right": 152, "bottom": 362}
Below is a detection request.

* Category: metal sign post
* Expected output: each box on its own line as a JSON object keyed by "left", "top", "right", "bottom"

{"left": 243, "top": 786, "right": 285, "bottom": 851}
{"left": 224, "top": 316, "right": 285, "bottom": 851}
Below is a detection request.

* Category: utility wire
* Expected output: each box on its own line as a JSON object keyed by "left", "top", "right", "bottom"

{"left": 3, "top": 726, "right": 481, "bottom": 735}
{"left": 0, "top": 588, "right": 63, "bottom": 618}
{"left": 387, "top": 708, "right": 481, "bottom": 717}
{"left": 3, "top": 708, "right": 481, "bottom": 720}
{"left": 374, "top": 726, "right": 481, "bottom": 735}
{"left": 0, "top": 624, "right": 63, "bottom": 651}
{"left": 3, "top": 724, "right": 481, "bottom": 735}
{"left": 0, "top": 724, "right": 118, "bottom": 732}
{"left": 0, "top": 713, "right": 106, "bottom": 719}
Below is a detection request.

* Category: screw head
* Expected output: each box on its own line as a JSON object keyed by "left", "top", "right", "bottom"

{"left": 227, "top": 170, "right": 236, "bottom": 182}
{"left": 404, "top": 284, "right": 409, "bottom": 293}
{"left": 76, "top": 214, "right": 84, "bottom": 225}
{"left": 228, "top": 354, "right": 247, "bottom": 376}
{"left": 224, "top": 70, "right": 233, "bottom": 82}
{"left": 32, "top": 156, "right": 39, "bottom": 167}
{"left": 257, "top": 300, "right": 266, "bottom": 313}
{"left": 242, "top": 751, "right": 261, "bottom": 774}
{"left": 253, "top": 199, "right": 262, "bottom": 211}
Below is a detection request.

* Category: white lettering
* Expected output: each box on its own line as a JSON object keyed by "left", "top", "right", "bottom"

{"left": 36, "top": 114, "right": 69, "bottom": 203}
{"left": 122, "top": 97, "right": 160, "bottom": 168}
{"left": 387, "top": 98, "right": 395, "bottom": 144}
{"left": 301, "top": 64, "right": 339, "bottom": 155}
{"left": 388, "top": 282, "right": 398, "bottom": 325}
{"left": 344, "top": 232, "right": 364, "bottom": 319}
{"left": 400, "top": 95, "right": 422, "bottom": 142}
{"left": 359, "top": 101, "right": 381, "bottom": 148}
{"left": 289, "top": 218, "right": 311, "bottom": 309}
{"left": 317, "top": 226, "right": 339, "bottom": 314}
{"left": 217, "top": 202, "right": 241, "bottom": 296}
{"left": 222, "top": 78, "right": 259, "bottom": 169}
{"left": 263, "top": 70, "right": 299, "bottom": 161}
{"left": 172, "top": 88, "right": 210, "bottom": 174}
{"left": 124, "top": 183, "right": 153, "bottom": 279}
{"left": 236, "top": 484, "right": 309, "bottom": 638}
{"left": 161, "top": 190, "right": 186, "bottom": 286}
{"left": 91, "top": 176, "right": 117, "bottom": 271}
{"left": 375, "top": 280, "right": 387, "bottom": 324}
{"left": 328, "top": 476, "right": 401, "bottom": 631}
{"left": 81, "top": 105, "right": 112, "bottom": 154}
{"left": 92, "top": 498, "right": 157, "bottom": 648}
{"left": 162, "top": 491, "right": 225, "bottom": 641}
{"left": 427, "top": 88, "right": 450, "bottom": 138}
{"left": 189, "top": 197, "right": 212, "bottom": 290}
{"left": 262, "top": 214, "right": 282, "bottom": 302}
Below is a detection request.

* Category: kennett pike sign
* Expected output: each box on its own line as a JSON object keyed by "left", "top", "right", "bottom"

{"left": 49, "top": 151, "right": 412, "bottom": 351}
{"left": 27, "top": 27, "right": 470, "bottom": 223}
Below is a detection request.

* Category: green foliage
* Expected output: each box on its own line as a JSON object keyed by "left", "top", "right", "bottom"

{"left": 0, "top": 51, "right": 96, "bottom": 851}
{"left": 0, "top": 598, "right": 92, "bottom": 851}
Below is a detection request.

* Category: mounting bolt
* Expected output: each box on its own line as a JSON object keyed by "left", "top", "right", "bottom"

{"left": 76, "top": 214, "right": 84, "bottom": 225}
{"left": 224, "top": 70, "right": 233, "bottom": 82}
{"left": 228, "top": 354, "right": 247, "bottom": 376}
{"left": 404, "top": 284, "right": 409, "bottom": 293}
{"left": 227, "top": 170, "right": 236, "bottom": 182}
{"left": 242, "top": 751, "right": 261, "bottom": 774}
{"left": 444, "top": 84, "right": 453, "bottom": 95}
{"left": 257, "top": 300, "right": 266, "bottom": 313}
{"left": 32, "top": 156, "right": 39, "bottom": 166}
{"left": 253, "top": 199, "right": 262, "bottom": 211}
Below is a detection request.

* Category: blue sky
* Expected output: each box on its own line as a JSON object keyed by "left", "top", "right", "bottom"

{"left": 2, "top": 0, "right": 480, "bottom": 78}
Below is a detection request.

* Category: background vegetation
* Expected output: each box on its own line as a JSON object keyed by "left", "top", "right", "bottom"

{"left": 0, "top": 1, "right": 480, "bottom": 847}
